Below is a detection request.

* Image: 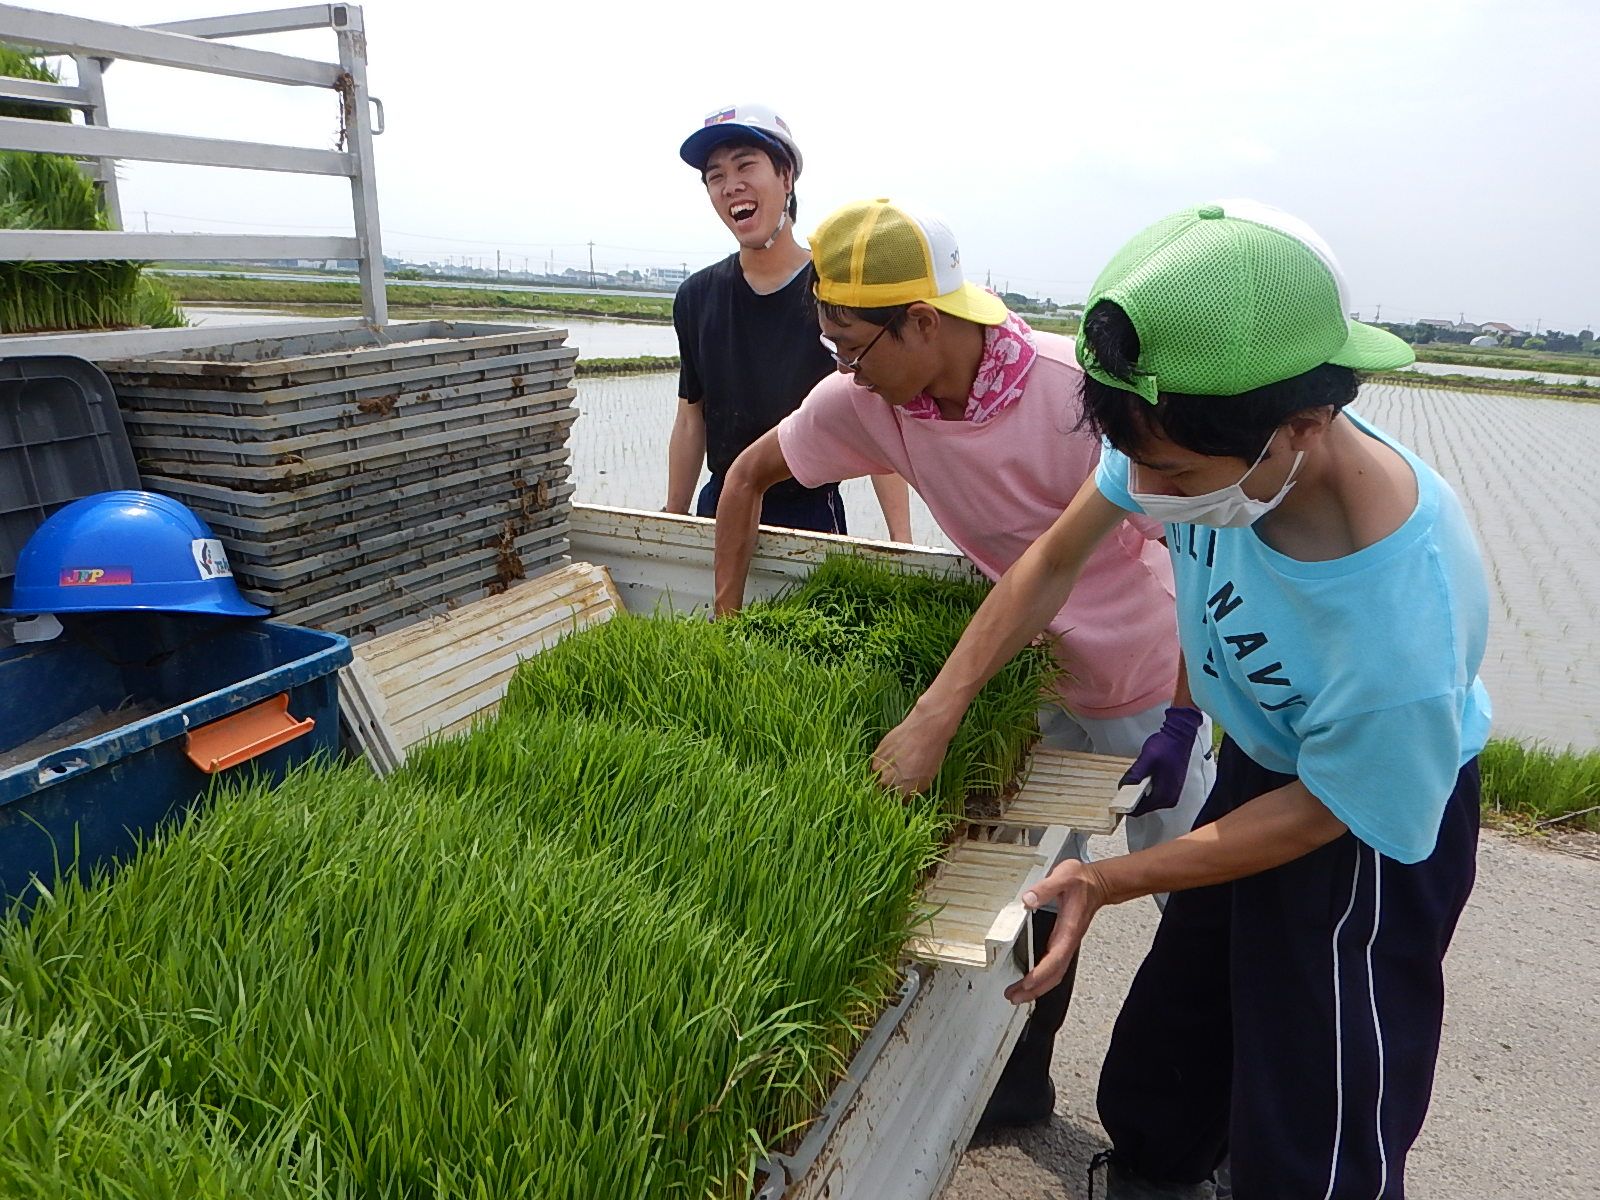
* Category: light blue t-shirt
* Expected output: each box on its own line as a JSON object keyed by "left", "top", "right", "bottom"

{"left": 1095, "top": 412, "right": 1492, "bottom": 864}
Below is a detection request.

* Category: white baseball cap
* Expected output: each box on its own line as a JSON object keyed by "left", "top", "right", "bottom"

{"left": 679, "top": 103, "right": 803, "bottom": 179}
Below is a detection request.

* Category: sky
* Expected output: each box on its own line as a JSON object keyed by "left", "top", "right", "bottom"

{"left": 29, "top": 0, "right": 1600, "bottom": 332}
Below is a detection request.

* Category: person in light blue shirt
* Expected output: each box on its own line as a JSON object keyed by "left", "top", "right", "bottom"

{"left": 1094, "top": 410, "right": 1491, "bottom": 864}
{"left": 869, "top": 200, "right": 1491, "bottom": 1199}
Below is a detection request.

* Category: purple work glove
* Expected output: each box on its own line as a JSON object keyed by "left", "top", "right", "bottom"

{"left": 1121, "top": 706, "right": 1203, "bottom": 816}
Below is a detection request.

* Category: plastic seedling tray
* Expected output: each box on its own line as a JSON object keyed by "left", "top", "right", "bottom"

{"left": 240, "top": 499, "right": 572, "bottom": 611}
{"left": 151, "top": 449, "right": 570, "bottom": 552}
{"left": 271, "top": 536, "right": 571, "bottom": 637}
{"left": 135, "top": 407, "right": 577, "bottom": 487}
{"left": 138, "top": 433, "right": 567, "bottom": 522}
{"left": 125, "top": 383, "right": 575, "bottom": 468}
{"left": 212, "top": 455, "right": 572, "bottom": 569}
{"left": 102, "top": 322, "right": 572, "bottom": 391}
{"left": 116, "top": 353, "right": 575, "bottom": 438}
{"left": 224, "top": 478, "right": 575, "bottom": 588}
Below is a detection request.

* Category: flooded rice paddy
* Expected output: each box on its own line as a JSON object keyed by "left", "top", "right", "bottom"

{"left": 1398, "top": 360, "right": 1597, "bottom": 387}
{"left": 572, "top": 373, "right": 1600, "bottom": 750}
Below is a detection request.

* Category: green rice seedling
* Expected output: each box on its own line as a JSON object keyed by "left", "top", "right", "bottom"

{"left": 727, "top": 555, "right": 1057, "bottom": 809}
{"left": 0, "top": 44, "right": 70, "bottom": 122}
{"left": 0, "top": 52, "right": 186, "bottom": 335}
{"left": 500, "top": 612, "right": 909, "bottom": 771}
{"left": 0, "top": 711, "right": 939, "bottom": 1197}
{"left": 1479, "top": 736, "right": 1600, "bottom": 831}
{"left": 0, "top": 558, "right": 1048, "bottom": 1197}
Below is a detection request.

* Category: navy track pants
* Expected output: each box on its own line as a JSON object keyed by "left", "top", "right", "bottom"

{"left": 695, "top": 472, "right": 847, "bottom": 536}
{"left": 1097, "top": 737, "right": 1480, "bottom": 1198}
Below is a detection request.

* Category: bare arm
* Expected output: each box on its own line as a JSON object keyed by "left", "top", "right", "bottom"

{"left": 712, "top": 429, "right": 796, "bottom": 616}
{"left": 665, "top": 397, "right": 706, "bottom": 514}
{"left": 871, "top": 474, "right": 913, "bottom": 543}
{"left": 1174, "top": 649, "right": 1195, "bottom": 709}
{"left": 872, "top": 476, "right": 1127, "bottom": 792}
{"left": 1007, "top": 781, "right": 1347, "bottom": 1002}
{"left": 1156, "top": 533, "right": 1196, "bottom": 710}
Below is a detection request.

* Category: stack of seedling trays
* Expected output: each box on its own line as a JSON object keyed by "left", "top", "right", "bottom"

{"left": 100, "top": 322, "right": 578, "bottom": 639}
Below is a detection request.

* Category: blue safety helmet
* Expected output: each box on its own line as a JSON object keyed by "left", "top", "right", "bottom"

{"left": 4, "top": 490, "right": 268, "bottom": 618}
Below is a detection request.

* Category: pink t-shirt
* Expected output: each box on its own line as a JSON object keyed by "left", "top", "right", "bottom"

{"left": 777, "top": 333, "right": 1178, "bottom": 719}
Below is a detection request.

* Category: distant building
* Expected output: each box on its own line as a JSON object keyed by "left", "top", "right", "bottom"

{"left": 1479, "top": 321, "right": 1521, "bottom": 334}
{"left": 647, "top": 266, "right": 691, "bottom": 288}
{"left": 1418, "top": 318, "right": 1456, "bottom": 328}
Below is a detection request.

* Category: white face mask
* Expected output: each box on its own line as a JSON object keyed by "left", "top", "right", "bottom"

{"left": 1129, "top": 433, "right": 1305, "bottom": 528}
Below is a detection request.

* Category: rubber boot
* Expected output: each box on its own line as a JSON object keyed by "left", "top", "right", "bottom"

{"left": 976, "top": 909, "right": 1076, "bottom": 1130}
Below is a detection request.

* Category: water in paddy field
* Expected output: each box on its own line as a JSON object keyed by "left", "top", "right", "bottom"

{"left": 1353, "top": 385, "right": 1600, "bottom": 750}
{"left": 180, "top": 310, "right": 681, "bottom": 358}
{"left": 1399, "top": 361, "right": 1597, "bottom": 387}
{"left": 568, "top": 372, "right": 953, "bottom": 549}
{"left": 572, "top": 372, "right": 1600, "bottom": 751}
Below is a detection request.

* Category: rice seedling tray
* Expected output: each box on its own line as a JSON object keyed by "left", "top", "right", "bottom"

{"left": 132, "top": 402, "right": 577, "bottom": 486}
{"left": 239, "top": 496, "right": 571, "bottom": 610}
{"left": 908, "top": 827, "right": 1071, "bottom": 968}
{"left": 99, "top": 321, "right": 572, "bottom": 392}
{"left": 227, "top": 477, "right": 574, "bottom": 589}
{"left": 116, "top": 363, "right": 574, "bottom": 456}
{"left": 110, "top": 342, "right": 574, "bottom": 427}
{"left": 992, "top": 747, "right": 1147, "bottom": 835}
{"left": 0, "top": 617, "right": 349, "bottom": 917}
{"left": 139, "top": 435, "right": 563, "bottom": 524}
{"left": 262, "top": 527, "right": 571, "bottom": 638}
{"left": 339, "top": 561, "right": 624, "bottom": 773}
{"left": 201, "top": 456, "right": 571, "bottom": 571}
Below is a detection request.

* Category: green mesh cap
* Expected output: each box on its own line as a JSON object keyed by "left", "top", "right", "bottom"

{"left": 1077, "top": 199, "right": 1414, "bottom": 403}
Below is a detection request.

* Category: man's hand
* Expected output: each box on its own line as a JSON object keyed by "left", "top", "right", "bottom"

{"left": 871, "top": 704, "right": 960, "bottom": 796}
{"left": 1005, "top": 859, "right": 1112, "bottom": 1004}
{"left": 1122, "top": 705, "right": 1203, "bottom": 816}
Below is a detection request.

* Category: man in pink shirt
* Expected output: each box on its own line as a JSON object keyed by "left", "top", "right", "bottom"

{"left": 712, "top": 198, "right": 1216, "bottom": 1130}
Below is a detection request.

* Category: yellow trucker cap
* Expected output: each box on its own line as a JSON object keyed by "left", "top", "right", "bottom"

{"left": 810, "top": 198, "right": 1007, "bottom": 326}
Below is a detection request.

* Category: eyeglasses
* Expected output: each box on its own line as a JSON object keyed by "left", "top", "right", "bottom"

{"left": 819, "top": 323, "right": 890, "bottom": 372}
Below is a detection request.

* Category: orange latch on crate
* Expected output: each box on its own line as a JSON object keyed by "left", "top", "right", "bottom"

{"left": 185, "top": 694, "right": 314, "bottom": 774}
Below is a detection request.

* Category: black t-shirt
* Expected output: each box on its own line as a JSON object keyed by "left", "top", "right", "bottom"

{"left": 673, "top": 254, "right": 837, "bottom": 495}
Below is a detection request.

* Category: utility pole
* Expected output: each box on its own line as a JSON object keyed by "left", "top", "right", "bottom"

{"left": 496, "top": 249, "right": 501, "bottom": 281}
{"left": 1535, "top": 316, "right": 1542, "bottom": 334}
{"left": 588, "top": 240, "right": 596, "bottom": 288}
{"left": 1374, "top": 303, "right": 1381, "bottom": 322}
{"left": 142, "top": 210, "right": 149, "bottom": 232}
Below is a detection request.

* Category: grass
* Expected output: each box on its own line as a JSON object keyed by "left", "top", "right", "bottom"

{"left": 1209, "top": 720, "right": 1600, "bottom": 835}
{"left": 1412, "top": 345, "right": 1600, "bottom": 378}
{"left": 159, "top": 274, "right": 674, "bottom": 322}
{"left": 0, "top": 557, "right": 1051, "bottom": 1197}
{"left": 575, "top": 354, "right": 679, "bottom": 376}
{"left": 1479, "top": 738, "right": 1600, "bottom": 832}
{"left": 1364, "top": 370, "right": 1598, "bottom": 402}
{"left": 1027, "top": 314, "right": 1080, "bottom": 335}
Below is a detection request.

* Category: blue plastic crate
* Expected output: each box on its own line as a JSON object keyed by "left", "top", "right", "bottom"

{"left": 0, "top": 616, "right": 351, "bottom": 916}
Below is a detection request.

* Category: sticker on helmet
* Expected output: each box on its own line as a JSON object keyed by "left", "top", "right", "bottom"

{"left": 59, "top": 567, "right": 133, "bottom": 586}
{"left": 191, "top": 538, "right": 234, "bottom": 580}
